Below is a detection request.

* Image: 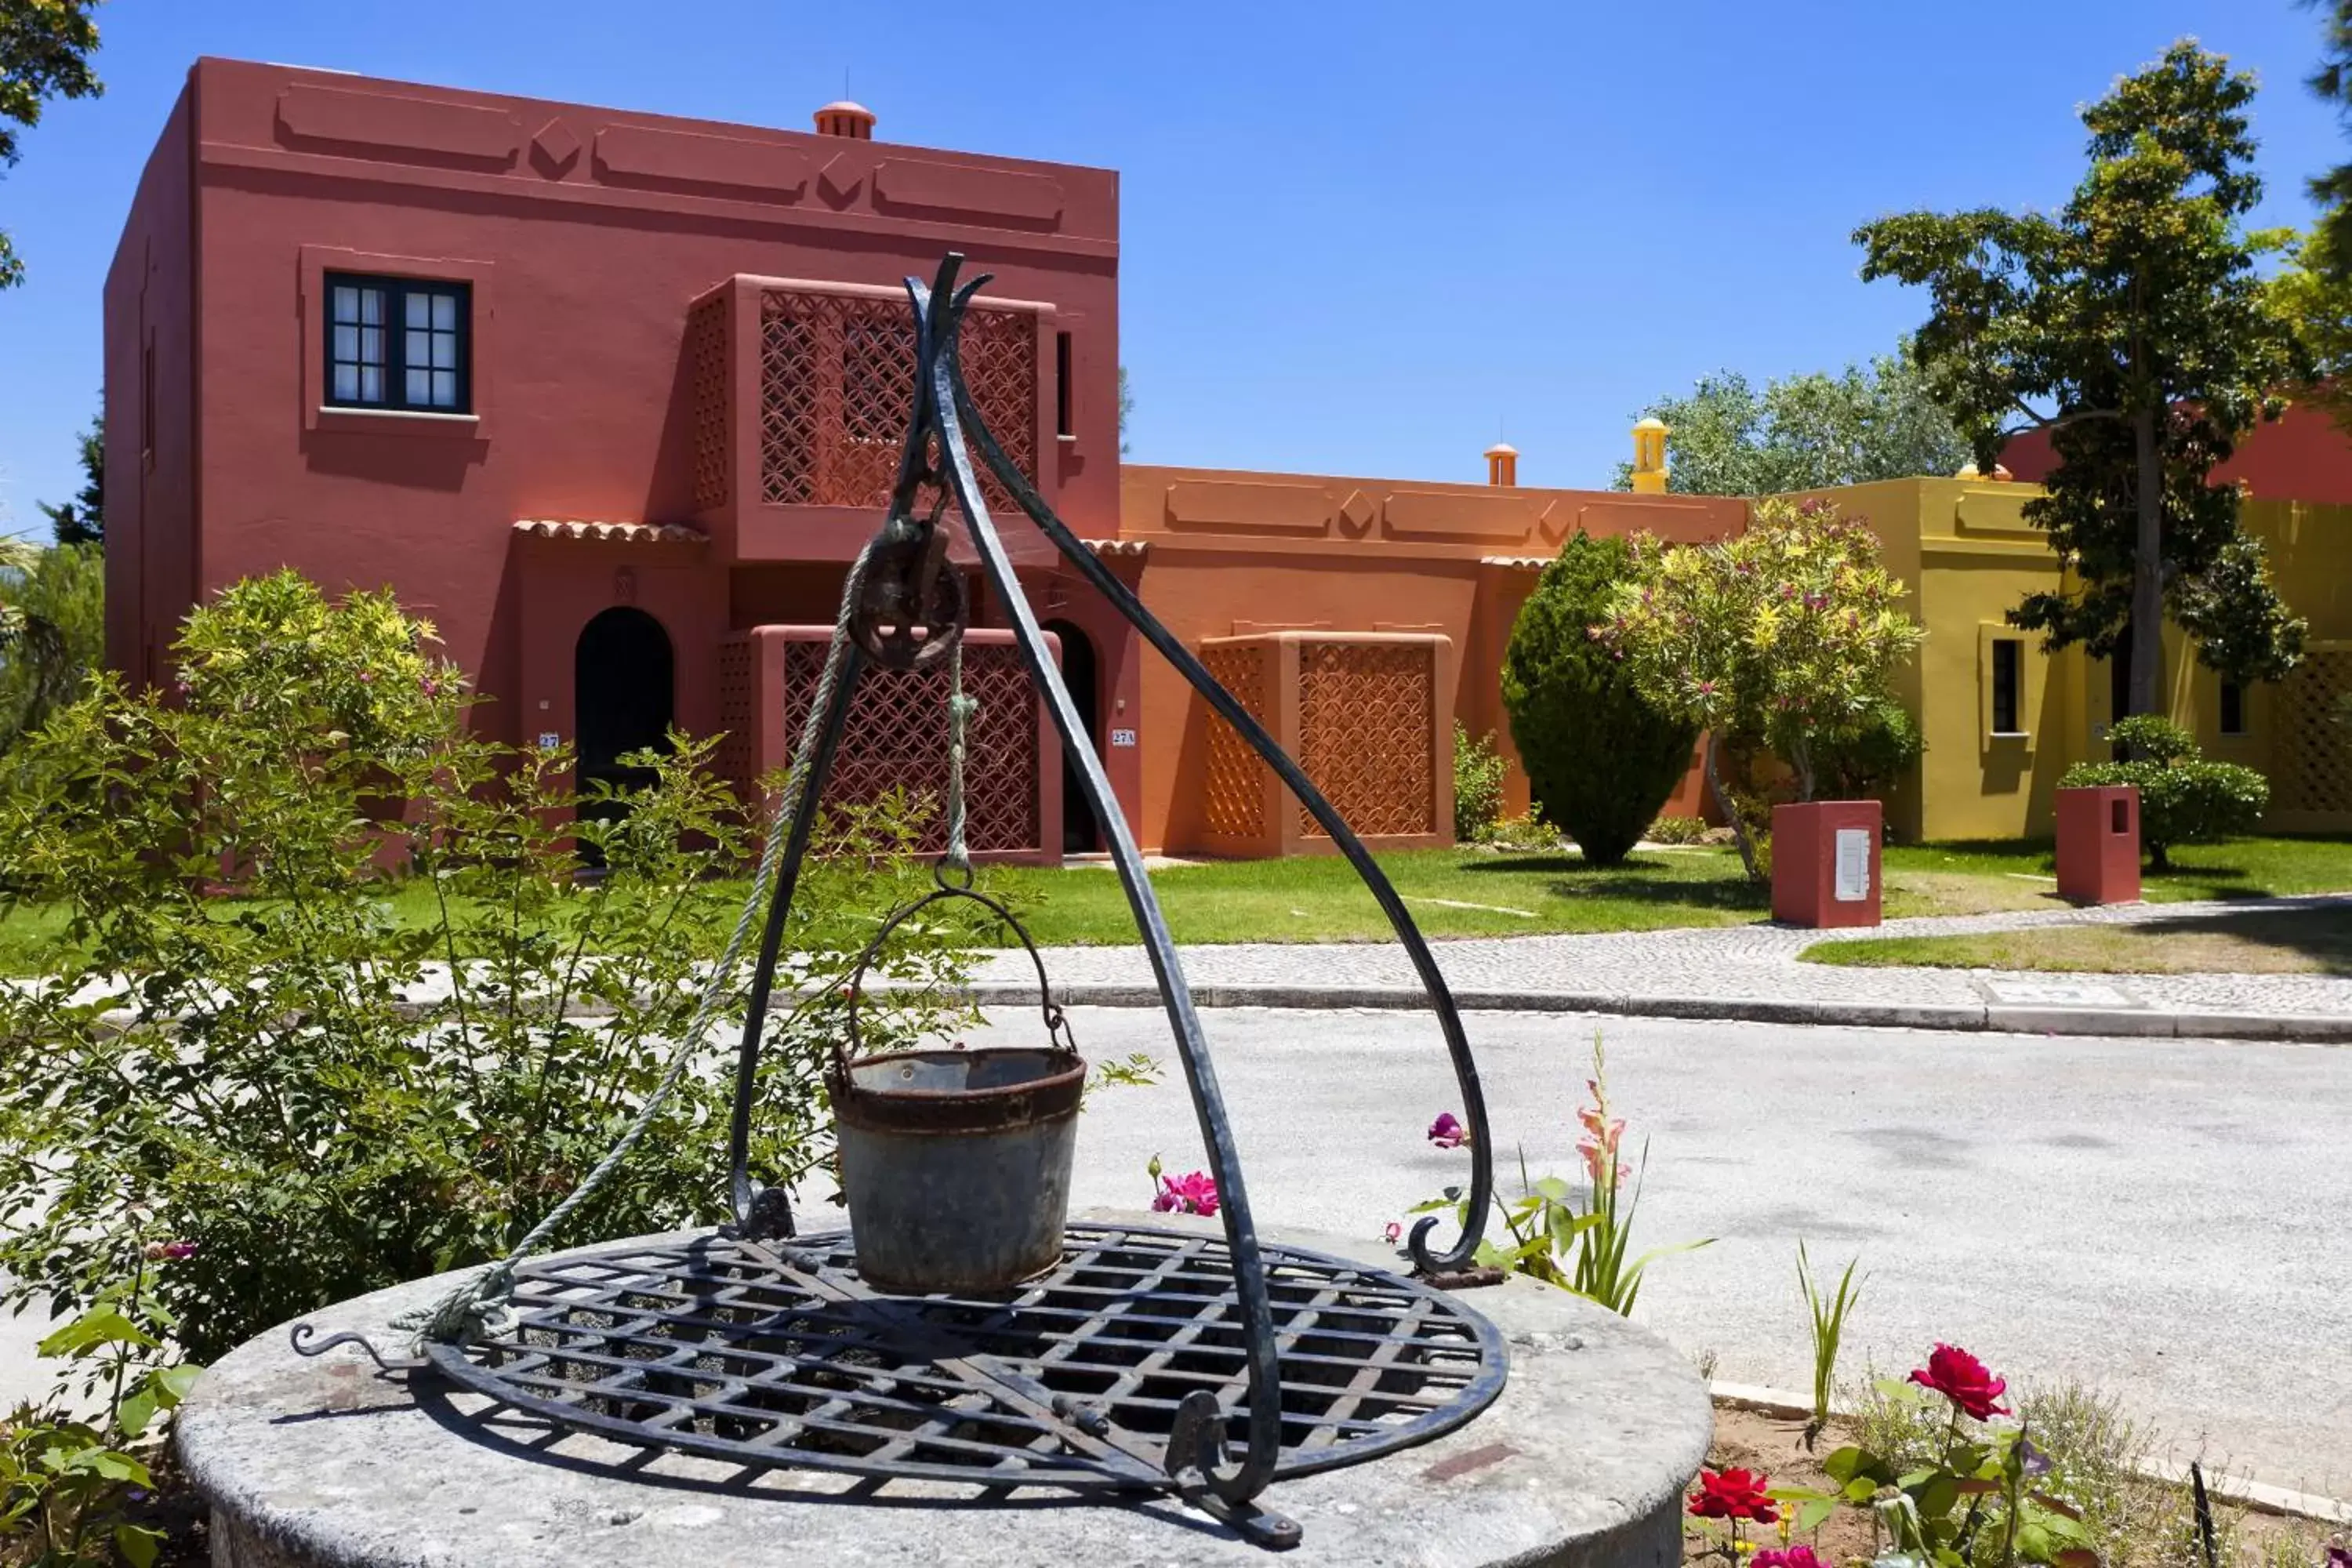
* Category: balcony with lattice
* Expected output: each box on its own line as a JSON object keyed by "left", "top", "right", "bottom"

{"left": 684, "top": 275, "right": 1059, "bottom": 567}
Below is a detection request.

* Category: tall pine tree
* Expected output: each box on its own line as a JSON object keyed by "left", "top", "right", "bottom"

{"left": 1857, "top": 42, "right": 2307, "bottom": 716}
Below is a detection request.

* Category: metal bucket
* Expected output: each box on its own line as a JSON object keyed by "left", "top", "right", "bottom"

{"left": 833, "top": 1044, "right": 1084, "bottom": 1293}
{"left": 829, "top": 879, "right": 1087, "bottom": 1294}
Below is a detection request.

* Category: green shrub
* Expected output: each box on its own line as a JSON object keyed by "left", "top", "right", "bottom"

{"left": 0, "top": 572, "right": 976, "bottom": 1361}
{"left": 2060, "top": 715, "right": 2268, "bottom": 869}
{"left": 1642, "top": 814, "right": 1711, "bottom": 845}
{"left": 0, "top": 539, "right": 103, "bottom": 753}
{"left": 1813, "top": 698, "right": 1923, "bottom": 801}
{"left": 1451, "top": 723, "right": 1507, "bottom": 844}
{"left": 1502, "top": 534, "right": 1700, "bottom": 867}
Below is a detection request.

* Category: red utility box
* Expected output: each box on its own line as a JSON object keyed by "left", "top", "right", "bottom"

{"left": 1770, "top": 800, "right": 1883, "bottom": 928}
{"left": 2054, "top": 786, "right": 2141, "bottom": 905}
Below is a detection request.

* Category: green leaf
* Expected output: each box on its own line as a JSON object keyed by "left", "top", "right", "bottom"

{"left": 116, "top": 1385, "right": 158, "bottom": 1439}
{"left": 1798, "top": 1498, "right": 1838, "bottom": 1533}
{"left": 37, "top": 1308, "right": 154, "bottom": 1358}
{"left": 1822, "top": 1445, "right": 1874, "bottom": 1484}
{"left": 116, "top": 1523, "right": 165, "bottom": 1568}
{"left": 153, "top": 1364, "right": 201, "bottom": 1404}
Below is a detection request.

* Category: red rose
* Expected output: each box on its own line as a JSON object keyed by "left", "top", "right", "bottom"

{"left": 1686, "top": 1467, "right": 1777, "bottom": 1523}
{"left": 1907, "top": 1343, "right": 2011, "bottom": 1421}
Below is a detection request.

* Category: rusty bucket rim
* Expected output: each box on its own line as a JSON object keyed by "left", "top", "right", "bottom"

{"left": 830, "top": 1043, "right": 1087, "bottom": 1135}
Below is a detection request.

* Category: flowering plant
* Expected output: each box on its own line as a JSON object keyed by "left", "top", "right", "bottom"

{"left": 1403, "top": 1035, "right": 1707, "bottom": 1314}
{"left": 1144, "top": 1156, "right": 1219, "bottom": 1217}
{"left": 1787, "top": 1348, "right": 2094, "bottom": 1568}
{"left": 1597, "top": 498, "right": 1924, "bottom": 880}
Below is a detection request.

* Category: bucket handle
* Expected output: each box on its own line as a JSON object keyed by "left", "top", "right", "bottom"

{"left": 838, "top": 866, "right": 1076, "bottom": 1074}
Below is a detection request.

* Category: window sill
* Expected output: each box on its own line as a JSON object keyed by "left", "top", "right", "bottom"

{"left": 314, "top": 407, "right": 482, "bottom": 439}
{"left": 1987, "top": 730, "right": 2031, "bottom": 742}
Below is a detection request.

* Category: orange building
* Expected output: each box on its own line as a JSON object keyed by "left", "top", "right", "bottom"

{"left": 1116, "top": 464, "right": 1740, "bottom": 855}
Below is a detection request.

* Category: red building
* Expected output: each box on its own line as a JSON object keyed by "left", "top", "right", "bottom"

{"left": 107, "top": 60, "right": 1739, "bottom": 860}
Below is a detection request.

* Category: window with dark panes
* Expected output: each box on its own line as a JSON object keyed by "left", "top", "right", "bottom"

{"left": 2220, "top": 680, "right": 2246, "bottom": 735}
{"left": 325, "top": 273, "right": 470, "bottom": 413}
{"left": 1991, "top": 638, "right": 2023, "bottom": 735}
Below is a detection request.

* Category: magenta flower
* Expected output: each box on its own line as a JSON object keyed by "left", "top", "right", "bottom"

{"left": 1383, "top": 1221, "right": 1403, "bottom": 1244}
{"left": 143, "top": 1240, "right": 197, "bottom": 1262}
{"left": 1428, "top": 1112, "right": 1470, "bottom": 1149}
{"left": 1152, "top": 1171, "right": 1219, "bottom": 1217}
{"left": 421, "top": 676, "right": 441, "bottom": 697}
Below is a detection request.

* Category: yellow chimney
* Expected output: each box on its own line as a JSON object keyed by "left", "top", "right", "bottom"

{"left": 1484, "top": 442, "right": 1519, "bottom": 487}
{"left": 1630, "top": 417, "right": 1668, "bottom": 494}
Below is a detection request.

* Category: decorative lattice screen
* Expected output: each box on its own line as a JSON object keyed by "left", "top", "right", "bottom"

{"left": 714, "top": 635, "right": 755, "bottom": 793}
{"left": 782, "top": 640, "right": 1040, "bottom": 854}
{"left": 1298, "top": 642, "right": 1435, "bottom": 838}
{"left": 688, "top": 294, "right": 730, "bottom": 512}
{"left": 758, "top": 289, "right": 1036, "bottom": 512}
{"left": 2273, "top": 649, "right": 2352, "bottom": 817}
{"left": 1200, "top": 644, "right": 1267, "bottom": 841}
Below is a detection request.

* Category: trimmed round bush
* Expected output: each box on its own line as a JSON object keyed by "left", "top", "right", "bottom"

{"left": 1814, "top": 699, "right": 1924, "bottom": 802}
{"left": 1502, "top": 533, "right": 1700, "bottom": 866}
{"left": 2060, "top": 715, "right": 2268, "bottom": 869}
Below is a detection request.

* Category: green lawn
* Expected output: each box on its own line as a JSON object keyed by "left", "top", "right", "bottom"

{"left": 1802, "top": 903, "right": 2352, "bottom": 975}
{"left": 7, "top": 834, "right": 2351, "bottom": 973}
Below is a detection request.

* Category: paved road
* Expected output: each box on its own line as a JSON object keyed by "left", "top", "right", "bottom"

{"left": 1047, "top": 1005, "right": 2352, "bottom": 1493}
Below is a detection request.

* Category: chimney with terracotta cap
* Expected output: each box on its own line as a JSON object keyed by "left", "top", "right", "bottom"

{"left": 1484, "top": 442, "right": 1519, "bottom": 486}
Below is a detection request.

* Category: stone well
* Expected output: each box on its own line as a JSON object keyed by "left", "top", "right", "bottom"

{"left": 179, "top": 1213, "right": 1711, "bottom": 1567}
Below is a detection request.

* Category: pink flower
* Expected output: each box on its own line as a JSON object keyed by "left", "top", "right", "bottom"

{"left": 143, "top": 1240, "right": 196, "bottom": 1262}
{"left": 421, "top": 676, "right": 441, "bottom": 697}
{"left": 358, "top": 669, "right": 375, "bottom": 684}
{"left": 1755, "top": 1549, "right": 1822, "bottom": 1568}
{"left": 1383, "top": 1221, "right": 1403, "bottom": 1245}
{"left": 1428, "top": 1112, "right": 1470, "bottom": 1149}
{"left": 1152, "top": 1171, "right": 1219, "bottom": 1217}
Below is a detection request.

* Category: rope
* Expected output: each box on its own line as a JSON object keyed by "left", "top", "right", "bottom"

{"left": 399, "top": 539, "right": 885, "bottom": 1348}
{"left": 942, "top": 638, "right": 978, "bottom": 877}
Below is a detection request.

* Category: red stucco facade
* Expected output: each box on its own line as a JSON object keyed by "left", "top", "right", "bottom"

{"left": 107, "top": 60, "right": 1737, "bottom": 859}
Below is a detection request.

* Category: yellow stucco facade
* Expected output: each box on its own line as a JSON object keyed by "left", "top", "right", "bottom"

{"left": 1797, "top": 478, "right": 2352, "bottom": 841}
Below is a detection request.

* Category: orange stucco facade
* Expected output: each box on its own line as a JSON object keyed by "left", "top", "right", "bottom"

{"left": 1116, "top": 466, "right": 1743, "bottom": 853}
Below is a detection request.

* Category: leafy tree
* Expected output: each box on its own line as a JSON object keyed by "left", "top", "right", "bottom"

{"left": 1609, "top": 347, "right": 1970, "bottom": 495}
{"left": 37, "top": 409, "right": 100, "bottom": 546}
{"left": 2301, "top": 0, "right": 2352, "bottom": 278}
{"left": 1857, "top": 42, "right": 2308, "bottom": 718}
{"left": 1599, "top": 499, "right": 1924, "bottom": 880}
{"left": 2059, "top": 715, "right": 2267, "bottom": 869}
{"left": 1501, "top": 532, "right": 1698, "bottom": 866}
{"left": 0, "top": 0, "right": 103, "bottom": 291}
{"left": 0, "top": 572, "right": 978, "bottom": 1359}
{"left": 1118, "top": 365, "right": 1134, "bottom": 456}
{"left": 0, "top": 536, "right": 100, "bottom": 750}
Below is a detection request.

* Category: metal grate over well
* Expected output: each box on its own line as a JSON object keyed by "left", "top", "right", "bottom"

{"left": 423, "top": 1222, "right": 1505, "bottom": 1492}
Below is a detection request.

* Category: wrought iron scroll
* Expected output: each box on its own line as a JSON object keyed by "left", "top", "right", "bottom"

{"left": 930, "top": 265, "right": 1496, "bottom": 1279}
{"left": 720, "top": 252, "right": 1498, "bottom": 1538}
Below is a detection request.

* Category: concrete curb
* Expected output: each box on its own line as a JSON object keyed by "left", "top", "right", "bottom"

{"left": 952, "top": 981, "right": 2352, "bottom": 1043}
{"left": 1707, "top": 1381, "right": 2352, "bottom": 1527}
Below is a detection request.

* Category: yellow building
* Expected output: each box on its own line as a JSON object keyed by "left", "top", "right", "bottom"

{"left": 1795, "top": 477, "right": 2352, "bottom": 841}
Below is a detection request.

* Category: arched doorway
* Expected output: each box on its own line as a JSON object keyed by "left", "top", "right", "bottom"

{"left": 1044, "top": 619, "right": 1102, "bottom": 854}
{"left": 575, "top": 607, "right": 674, "bottom": 842}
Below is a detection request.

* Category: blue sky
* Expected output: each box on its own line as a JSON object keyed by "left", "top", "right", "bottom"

{"left": 0, "top": 0, "right": 2344, "bottom": 535}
